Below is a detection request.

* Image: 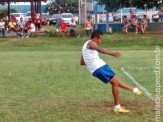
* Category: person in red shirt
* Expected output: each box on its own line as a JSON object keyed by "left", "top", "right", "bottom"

{"left": 60, "top": 19, "right": 68, "bottom": 38}
{"left": 11, "top": 15, "right": 17, "bottom": 23}
{"left": 22, "top": 19, "right": 32, "bottom": 38}
{"left": 131, "top": 11, "right": 135, "bottom": 20}
{"left": 33, "top": 12, "right": 41, "bottom": 31}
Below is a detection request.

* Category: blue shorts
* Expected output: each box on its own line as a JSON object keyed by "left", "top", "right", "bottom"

{"left": 92, "top": 64, "right": 116, "bottom": 84}
{"left": 70, "top": 28, "right": 75, "bottom": 32}
{"left": 159, "top": 14, "right": 163, "bottom": 19}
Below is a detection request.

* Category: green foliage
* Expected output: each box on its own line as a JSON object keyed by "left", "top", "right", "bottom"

{"left": 99, "top": 0, "right": 163, "bottom": 12}
{"left": 45, "top": 0, "right": 78, "bottom": 15}
{"left": 0, "top": 8, "right": 17, "bottom": 19}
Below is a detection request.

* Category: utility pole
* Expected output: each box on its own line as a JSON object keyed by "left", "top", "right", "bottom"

{"left": 85, "top": 0, "right": 87, "bottom": 21}
{"left": 79, "top": 0, "right": 81, "bottom": 24}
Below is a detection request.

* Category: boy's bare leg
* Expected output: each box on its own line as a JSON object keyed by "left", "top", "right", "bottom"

{"left": 74, "top": 30, "right": 77, "bottom": 37}
{"left": 68, "top": 30, "right": 70, "bottom": 38}
{"left": 60, "top": 31, "right": 64, "bottom": 38}
{"left": 135, "top": 26, "right": 138, "bottom": 35}
{"left": 83, "top": 28, "right": 86, "bottom": 36}
{"left": 113, "top": 76, "right": 133, "bottom": 92}
{"left": 109, "top": 77, "right": 120, "bottom": 105}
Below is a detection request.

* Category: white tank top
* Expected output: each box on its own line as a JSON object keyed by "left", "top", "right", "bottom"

{"left": 82, "top": 40, "right": 106, "bottom": 74}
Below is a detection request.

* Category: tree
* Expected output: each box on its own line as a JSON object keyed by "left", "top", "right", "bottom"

{"left": 99, "top": 0, "right": 163, "bottom": 12}
{"left": 0, "top": 8, "right": 17, "bottom": 19}
{"left": 45, "top": 0, "right": 78, "bottom": 15}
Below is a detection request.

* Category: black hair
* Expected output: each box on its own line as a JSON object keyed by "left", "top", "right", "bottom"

{"left": 91, "top": 30, "right": 103, "bottom": 39}
{"left": 124, "top": 15, "right": 127, "bottom": 18}
{"left": 144, "top": 15, "right": 146, "bottom": 18}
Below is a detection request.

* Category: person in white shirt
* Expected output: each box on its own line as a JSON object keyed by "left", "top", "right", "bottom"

{"left": 81, "top": 30, "right": 142, "bottom": 113}
{"left": 68, "top": 18, "right": 77, "bottom": 38}
{"left": 30, "top": 22, "right": 36, "bottom": 32}
{"left": 17, "top": 17, "right": 25, "bottom": 35}
{"left": 0, "top": 19, "right": 5, "bottom": 37}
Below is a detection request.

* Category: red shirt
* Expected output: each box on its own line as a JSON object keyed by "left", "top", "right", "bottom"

{"left": 33, "top": 14, "right": 40, "bottom": 24}
{"left": 60, "top": 22, "right": 67, "bottom": 30}
{"left": 12, "top": 16, "right": 17, "bottom": 23}
{"left": 131, "top": 12, "right": 135, "bottom": 19}
{"left": 26, "top": 22, "right": 31, "bottom": 28}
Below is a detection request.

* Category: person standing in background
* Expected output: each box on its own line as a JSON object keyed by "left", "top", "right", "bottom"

{"left": 56, "top": 10, "right": 62, "bottom": 32}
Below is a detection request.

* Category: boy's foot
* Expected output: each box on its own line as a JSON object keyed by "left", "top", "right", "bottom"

{"left": 114, "top": 107, "right": 130, "bottom": 113}
{"left": 133, "top": 88, "right": 142, "bottom": 95}
{"left": 136, "top": 89, "right": 142, "bottom": 95}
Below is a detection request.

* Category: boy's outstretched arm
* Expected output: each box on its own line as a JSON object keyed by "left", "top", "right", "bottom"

{"left": 90, "top": 42, "right": 121, "bottom": 58}
{"left": 80, "top": 55, "right": 85, "bottom": 65}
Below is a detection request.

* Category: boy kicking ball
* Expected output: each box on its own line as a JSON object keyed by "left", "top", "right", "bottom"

{"left": 80, "top": 30, "right": 142, "bottom": 113}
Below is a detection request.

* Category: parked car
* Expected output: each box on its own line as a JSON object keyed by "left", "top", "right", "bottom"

{"left": 42, "top": 14, "right": 51, "bottom": 25}
{"left": 42, "top": 17, "right": 48, "bottom": 25}
{"left": 99, "top": 14, "right": 114, "bottom": 23}
{"left": 113, "top": 15, "right": 121, "bottom": 21}
{"left": 49, "top": 14, "right": 58, "bottom": 25}
{"left": 153, "top": 14, "right": 159, "bottom": 22}
{"left": 25, "top": 11, "right": 31, "bottom": 22}
{"left": 61, "top": 13, "right": 74, "bottom": 25}
{"left": 10, "top": 13, "right": 25, "bottom": 22}
{"left": 73, "top": 14, "right": 79, "bottom": 24}
{"left": 122, "top": 15, "right": 131, "bottom": 21}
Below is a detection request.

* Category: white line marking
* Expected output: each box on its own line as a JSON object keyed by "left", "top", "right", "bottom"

{"left": 120, "top": 67, "right": 155, "bottom": 101}
{"left": 126, "top": 66, "right": 163, "bottom": 70}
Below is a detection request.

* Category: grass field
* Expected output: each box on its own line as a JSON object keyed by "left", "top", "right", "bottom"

{"left": 0, "top": 26, "right": 163, "bottom": 121}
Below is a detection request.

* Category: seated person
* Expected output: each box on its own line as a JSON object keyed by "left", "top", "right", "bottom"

{"left": 17, "top": 17, "right": 25, "bottom": 35}
{"left": 141, "top": 15, "right": 148, "bottom": 34}
{"left": 83, "top": 16, "right": 94, "bottom": 36}
{"left": 6, "top": 19, "right": 16, "bottom": 36}
{"left": 22, "top": 19, "right": 35, "bottom": 38}
{"left": 68, "top": 18, "right": 77, "bottom": 38}
{"left": 122, "top": 16, "right": 130, "bottom": 34}
{"left": 0, "top": 19, "right": 5, "bottom": 37}
{"left": 60, "top": 19, "right": 68, "bottom": 38}
{"left": 131, "top": 16, "right": 141, "bottom": 35}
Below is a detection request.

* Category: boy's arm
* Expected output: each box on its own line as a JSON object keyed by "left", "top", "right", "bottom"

{"left": 80, "top": 55, "right": 85, "bottom": 65}
{"left": 90, "top": 42, "right": 121, "bottom": 58}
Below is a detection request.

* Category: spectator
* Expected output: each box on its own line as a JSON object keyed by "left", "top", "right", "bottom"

{"left": 60, "top": 19, "right": 67, "bottom": 38}
{"left": 0, "top": 19, "right": 5, "bottom": 37}
{"left": 33, "top": 12, "right": 41, "bottom": 31}
{"left": 68, "top": 18, "right": 77, "bottom": 38}
{"left": 83, "top": 16, "right": 94, "bottom": 36}
{"left": 158, "top": 10, "right": 163, "bottom": 22}
{"left": 22, "top": 18, "right": 35, "bottom": 38}
{"left": 6, "top": 19, "right": 16, "bottom": 37}
{"left": 132, "top": 16, "right": 140, "bottom": 35}
{"left": 17, "top": 17, "right": 25, "bottom": 35}
{"left": 56, "top": 10, "right": 62, "bottom": 32}
{"left": 141, "top": 15, "right": 148, "bottom": 34}
{"left": 122, "top": 16, "right": 130, "bottom": 34}
{"left": 131, "top": 11, "right": 135, "bottom": 20}
{"left": 11, "top": 15, "right": 17, "bottom": 23}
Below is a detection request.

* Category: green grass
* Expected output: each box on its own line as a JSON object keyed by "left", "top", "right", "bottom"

{"left": 0, "top": 26, "right": 163, "bottom": 121}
